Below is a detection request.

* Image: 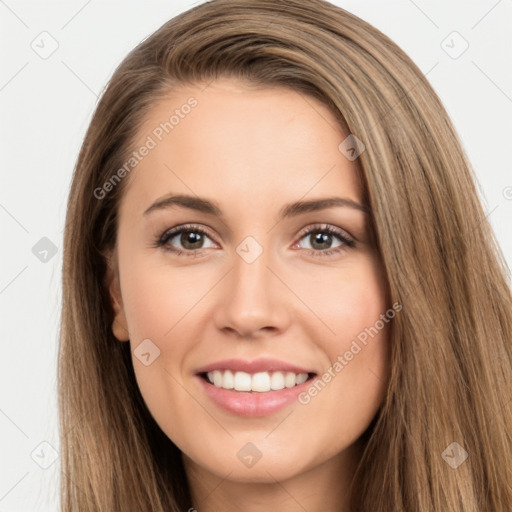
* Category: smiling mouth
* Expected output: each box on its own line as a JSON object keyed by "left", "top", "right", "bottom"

{"left": 199, "top": 370, "right": 317, "bottom": 393}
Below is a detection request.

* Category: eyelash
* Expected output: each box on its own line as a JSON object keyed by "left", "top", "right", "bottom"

{"left": 153, "top": 223, "right": 356, "bottom": 258}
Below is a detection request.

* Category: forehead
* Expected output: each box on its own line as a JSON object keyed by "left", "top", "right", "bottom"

{"left": 122, "top": 78, "right": 363, "bottom": 214}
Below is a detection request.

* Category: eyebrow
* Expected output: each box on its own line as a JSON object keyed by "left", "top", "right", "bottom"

{"left": 143, "top": 193, "right": 370, "bottom": 220}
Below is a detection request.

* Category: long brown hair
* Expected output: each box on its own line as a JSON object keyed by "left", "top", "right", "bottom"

{"left": 59, "top": 0, "right": 512, "bottom": 510}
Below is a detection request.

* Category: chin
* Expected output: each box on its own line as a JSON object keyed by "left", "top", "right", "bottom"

{"left": 184, "top": 448, "right": 311, "bottom": 483}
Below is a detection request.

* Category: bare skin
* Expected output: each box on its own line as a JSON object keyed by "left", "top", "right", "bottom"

{"left": 106, "top": 78, "right": 391, "bottom": 512}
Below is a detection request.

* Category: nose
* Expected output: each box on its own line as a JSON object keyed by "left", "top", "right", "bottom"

{"left": 213, "top": 241, "right": 292, "bottom": 340}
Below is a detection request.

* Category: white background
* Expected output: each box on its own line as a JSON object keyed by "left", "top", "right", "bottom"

{"left": 1, "top": 0, "right": 511, "bottom": 510}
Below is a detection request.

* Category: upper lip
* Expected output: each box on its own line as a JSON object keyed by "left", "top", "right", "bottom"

{"left": 195, "top": 358, "right": 316, "bottom": 375}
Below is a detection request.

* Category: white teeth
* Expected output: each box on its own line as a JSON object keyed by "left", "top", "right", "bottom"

{"left": 223, "top": 369, "right": 234, "bottom": 389}
{"left": 284, "top": 372, "right": 296, "bottom": 388}
{"left": 234, "top": 371, "right": 252, "bottom": 391}
{"left": 270, "top": 371, "right": 285, "bottom": 390}
{"left": 213, "top": 370, "right": 223, "bottom": 387}
{"left": 252, "top": 372, "right": 271, "bottom": 392}
{"left": 296, "top": 373, "right": 308, "bottom": 385}
{"left": 206, "top": 370, "right": 310, "bottom": 392}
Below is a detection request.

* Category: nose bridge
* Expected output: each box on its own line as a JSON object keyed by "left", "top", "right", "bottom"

{"left": 231, "top": 234, "right": 275, "bottom": 304}
{"left": 214, "top": 234, "right": 290, "bottom": 336}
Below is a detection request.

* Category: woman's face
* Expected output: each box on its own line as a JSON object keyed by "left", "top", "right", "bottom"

{"left": 108, "top": 78, "right": 391, "bottom": 486}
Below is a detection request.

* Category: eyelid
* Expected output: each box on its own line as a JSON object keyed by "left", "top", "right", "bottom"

{"left": 155, "top": 222, "right": 356, "bottom": 256}
{"left": 158, "top": 223, "right": 354, "bottom": 243}
{"left": 157, "top": 223, "right": 219, "bottom": 247}
{"left": 296, "top": 223, "right": 355, "bottom": 244}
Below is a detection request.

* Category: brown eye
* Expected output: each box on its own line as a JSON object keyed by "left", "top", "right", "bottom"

{"left": 177, "top": 230, "right": 205, "bottom": 250}
{"left": 156, "top": 225, "right": 217, "bottom": 255}
{"left": 306, "top": 231, "right": 337, "bottom": 250}
{"left": 295, "top": 224, "right": 355, "bottom": 257}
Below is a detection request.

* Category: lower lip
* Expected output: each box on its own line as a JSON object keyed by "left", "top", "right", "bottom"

{"left": 196, "top": 374, "right": 314, "bottom": 417}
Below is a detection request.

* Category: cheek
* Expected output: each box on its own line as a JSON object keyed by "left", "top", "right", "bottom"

{"left": 119, "top": 259, "right": 196, "bottom": 341}
{"left": 308, "top": 253, "right": 389, "bottom": 351}
{"left": 337, "top": 257, "right": 389, "bottom": 377}
{"left": 303, "top": 255, "right": 390, "bottom": 422}
{"left": 119, "top": 263, "right": 194, "bottom": 440}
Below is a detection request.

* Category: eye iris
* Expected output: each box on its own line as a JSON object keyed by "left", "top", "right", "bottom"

{"left": 311, "top": 232, "right": 332, "bottom": 250}
{"left": 181, "top": 230, "right": 203, "bottom": 250}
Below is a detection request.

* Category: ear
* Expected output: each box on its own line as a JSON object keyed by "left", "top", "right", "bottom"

{"left": 104, "top": 248, "right": 130, "bottom": 342}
